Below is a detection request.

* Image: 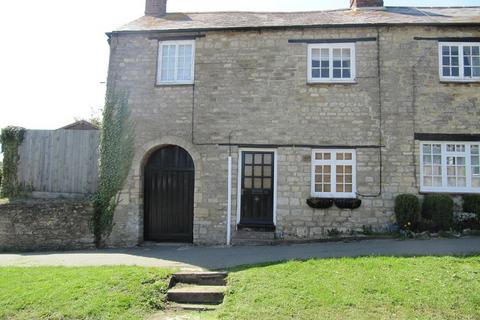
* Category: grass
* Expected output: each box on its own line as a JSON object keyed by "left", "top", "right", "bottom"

{"left": 0, "top": 266, "right": 174, "bottom": 320}
{"left": 208, "top": 256, "right": 480, "bottom": 320}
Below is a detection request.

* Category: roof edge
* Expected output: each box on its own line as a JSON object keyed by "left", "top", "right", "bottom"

{"left": 111, "top": 21, "right": 480, "bottom": 36}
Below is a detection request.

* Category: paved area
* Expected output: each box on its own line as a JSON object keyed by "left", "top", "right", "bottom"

{"left": 1, "top": 237, "right": 479, "bottom": 271}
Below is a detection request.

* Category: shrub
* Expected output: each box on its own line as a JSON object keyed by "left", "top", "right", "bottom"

{"left": 463, "top": 195, "right": 480, "bottom": 217}
{"left": 422, "top": 194, "right": 454, "bottom": 230}
{"left": 394, "top": 194, "right": 420, "bottom": 230}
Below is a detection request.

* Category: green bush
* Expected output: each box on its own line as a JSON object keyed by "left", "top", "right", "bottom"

{"left": 394, "top": 194, "right": 420, "bottom": 230}
{"left": 463, "top": 195, "right": 480, "bottom": 217}
{"left": 422, "top": 194, "right": 454, "bottom": 230}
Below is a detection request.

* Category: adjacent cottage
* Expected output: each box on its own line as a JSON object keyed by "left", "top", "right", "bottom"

{"left": 105, "top": 0, "right": 480, "bottom": 246}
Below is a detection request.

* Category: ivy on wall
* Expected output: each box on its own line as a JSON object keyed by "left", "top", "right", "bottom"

{"left": 0, "top": 126, "right": 26, "bottom": 198}
{"left": 91, "top": 94, "right": 135, "bottom": 248}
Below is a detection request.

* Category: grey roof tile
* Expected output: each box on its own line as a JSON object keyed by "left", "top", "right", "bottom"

{"left": 114, "top": 7, "right": 480, "bottom": 33}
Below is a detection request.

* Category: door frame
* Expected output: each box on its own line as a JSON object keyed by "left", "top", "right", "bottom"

{"left": 236, "top": 148, "right": 278, "bottom": 227}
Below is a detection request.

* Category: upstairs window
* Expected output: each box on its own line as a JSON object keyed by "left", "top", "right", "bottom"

{"left": 420, "top": 142, "right": 480, "bottom": 193}
{"left": 311, "top": 149, "right": 356, "bottom": 198}
{"left": 308, "top": 43, "right": 356, "bottom": 83}
{"left": 439, "top": 42, "right": 480, "bottom": 82}
{"left": 157, "top": 40, "right": 195, "bottom": 85}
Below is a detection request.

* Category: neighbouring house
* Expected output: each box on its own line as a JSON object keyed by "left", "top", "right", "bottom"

{"left": 60, "top": 120, "right": 99, "bottom": 131}
{"left": 105, "top": 0, "right": 480, "bottom": 246}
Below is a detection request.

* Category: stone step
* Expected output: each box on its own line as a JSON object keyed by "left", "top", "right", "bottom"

{"left": 233, "top": 230, "right": 276, "bottom": 240}
{"left": 168, "top": 303, "right": 219, "bottom": 311}
{"left": 172, "top": 271, "right": 227, "bottom": 286}
{"left": 231, "top": 238, "right": 275, "bottom": 246}
{"left": 167, "top": 284, "right": 226, "bottom": 305}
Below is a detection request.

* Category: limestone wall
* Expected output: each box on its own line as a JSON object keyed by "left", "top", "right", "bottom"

{"left": 0, "top": 200, "right": 94, "bottom": 252}
{"left": 106, "top": 25, "right": 480, "bottom": 245}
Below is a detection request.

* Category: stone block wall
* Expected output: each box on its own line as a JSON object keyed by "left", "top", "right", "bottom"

{"left": 0, "top": 200, "right": 94, "bottom": 252}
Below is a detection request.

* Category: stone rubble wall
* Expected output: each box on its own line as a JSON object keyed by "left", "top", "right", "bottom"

{"left": 0, "top": 200, "right": 94, "bottom": 252}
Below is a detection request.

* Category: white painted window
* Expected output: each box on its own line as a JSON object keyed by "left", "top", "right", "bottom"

{"left": 420, "top": 142, "right": 480, "bottom": 193}
{"left": 439, "top": 42, "right": 480, "bottom": 82}
{"left": 311, "top": 149, "right": 356, "bottom": 198}
{"left": 308, "top": 43, "right": 356, "bottom": 83}
{"left": 157, "top": 40, "right": 195, "bottom": 85}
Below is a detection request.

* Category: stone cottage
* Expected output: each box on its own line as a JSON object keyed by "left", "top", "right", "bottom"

{"left": 105, "top": 0, "right": 480, "bottom": 246}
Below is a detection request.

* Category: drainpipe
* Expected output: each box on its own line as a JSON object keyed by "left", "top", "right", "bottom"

{"left": 227, "top": 155, "right": 232, "bottom": 246}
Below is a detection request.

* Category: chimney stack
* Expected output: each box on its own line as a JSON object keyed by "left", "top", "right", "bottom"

{"left": 350, "top": 0, "right": 384, "bottom": 9}
{"left": 145, "top": 0, "right": 167, "bottom": 17}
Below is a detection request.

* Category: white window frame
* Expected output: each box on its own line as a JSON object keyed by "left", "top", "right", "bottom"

{"left": 307, "top": 43, "right": 356, "bottom": 83}
{"left": 438, "top": 42, "right": 480, "bottom": 82}
{"left": 311, "top": 149, "right": 357, "bottom": 198}
{"left": 420, "top": 141, "right": 480, "bottom": 193}
{"left": 157, "top": 40, "right": 195, "bottom": 85}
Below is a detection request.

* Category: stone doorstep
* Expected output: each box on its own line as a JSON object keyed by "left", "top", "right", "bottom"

{"left": 231, "top": 230, "right": 276, "bottom": 245}
{"left": 231, "top": 238, "right": 275, "bottom": 246}
{"left": 233, "top": 230, "right": 276, "bottom": 240}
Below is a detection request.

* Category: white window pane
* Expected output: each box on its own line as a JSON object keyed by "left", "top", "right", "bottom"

{"left": 423, "top": 144, "right": 432, "bottom": 153}
{"left": 424, "top": 166, "right": 432, "bottom": 176}
{"left": 424, "top": 177, "right": 432, "bottom": 187}
{"left": 473, "top": 177, "right": 480, "bottom": 188}
{"left": 448, "top": 178, "right": 456, "bottom": 187}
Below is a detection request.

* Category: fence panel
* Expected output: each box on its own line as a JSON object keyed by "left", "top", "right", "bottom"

{"left": 17, "top": 129, "right": 100, "bottom": 194}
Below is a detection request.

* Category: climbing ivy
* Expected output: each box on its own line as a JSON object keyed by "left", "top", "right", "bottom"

{"left": 91, "top": 94, "right": 135, "bottom": 248}
{"left": 0, "top": 126, "right": 25, "bottom": 198}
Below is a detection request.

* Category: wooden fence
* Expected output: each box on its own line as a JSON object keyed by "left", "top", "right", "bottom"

{"left": 17, "top": 129, "right": 100, "bottom": 195}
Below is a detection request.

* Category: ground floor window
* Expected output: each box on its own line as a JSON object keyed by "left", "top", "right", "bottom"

{"left": 420, "top": 142, "right": 480, "bottom": 193}
{"left": 311, "top": 149, "right": 356, "bottom": 198}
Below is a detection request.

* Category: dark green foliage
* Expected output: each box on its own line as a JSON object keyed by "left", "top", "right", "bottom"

{"left": 327, "top": 228, "right": 341, "bottom": 237}
{"left": 394, "top": 194, "right": 420, "bottom": 230}
{"left": 362, "top": 225, "right": 374, "bottom": 235}
{"left": 422, "top": 194, "right": 454, "bottom": 230}
{"left": 92, "top": 94, "right": 135, "bottom": 248}
{"left": 0, "top": 126, "right": 25, "bottom": 198}
{"left": 463, "top": 194, "right": 480, "bottom": 217}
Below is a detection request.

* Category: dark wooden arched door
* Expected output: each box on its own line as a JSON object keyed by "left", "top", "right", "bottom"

{"left": 144, "top": 145, "right": 194, "bottom": 242}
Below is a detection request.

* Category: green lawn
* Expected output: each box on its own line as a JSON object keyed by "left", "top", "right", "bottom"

{"left": 0, "top": 266, "right": 173, "bottom": 320}
{"left": 210, "top": 256, "right": 480, "bottom": 320}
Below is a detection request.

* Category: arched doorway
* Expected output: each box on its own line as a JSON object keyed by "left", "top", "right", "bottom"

{"left": 144, "top": 145, "right": 194, "bottom": 242}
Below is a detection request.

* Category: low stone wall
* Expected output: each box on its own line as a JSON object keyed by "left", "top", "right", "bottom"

{"left": 0, "top": 199, "right": 94, "bottom": 252}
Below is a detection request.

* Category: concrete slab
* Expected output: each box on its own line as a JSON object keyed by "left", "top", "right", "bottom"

{"left": 0, "top": 237, "right": 479, "bottom": 271}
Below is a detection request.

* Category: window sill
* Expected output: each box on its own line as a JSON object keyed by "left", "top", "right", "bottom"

{"left": 311, "top": 193, "right": 357, "bottom": 199}
{"left": 420, "top": 189, "right": 480, "bottom": 195}
{"left": 155, "top": 82, "right": 194, "bottom": 87}
{"left": 439, "top": 79, "right": 480, "bottom": 84}
{"left": 307, "top": 80, "right": 357, "bottom": 85}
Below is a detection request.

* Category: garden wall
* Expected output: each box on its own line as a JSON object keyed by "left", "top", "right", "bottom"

{"left": 0, "top": 200, "right": 94, "bottom": 252}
